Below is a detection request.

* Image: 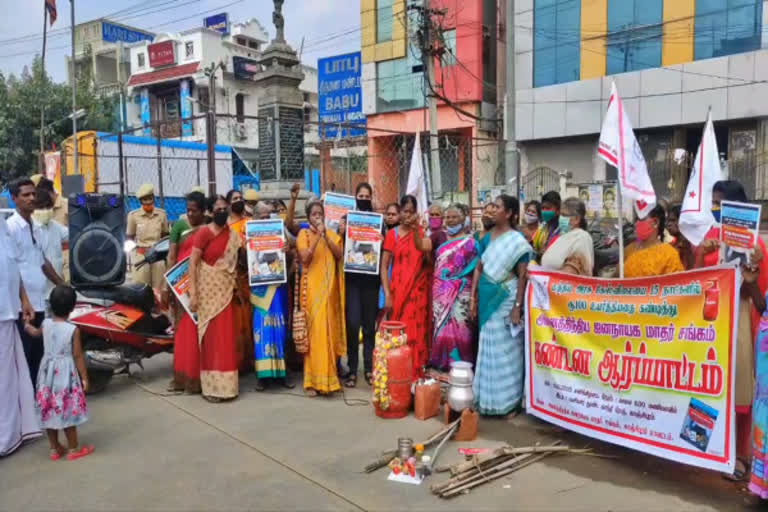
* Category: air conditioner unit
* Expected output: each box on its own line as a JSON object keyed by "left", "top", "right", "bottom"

{"left": 235, "top": 123, "right": 248, "bottom": 139}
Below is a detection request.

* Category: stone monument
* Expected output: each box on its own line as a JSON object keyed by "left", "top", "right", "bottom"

{"left": 254, "top": 0, "right": 305, "bottom": 183}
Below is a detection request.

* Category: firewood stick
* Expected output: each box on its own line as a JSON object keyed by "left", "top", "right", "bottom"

{"left": 431, "top": 453, "right": 528, "bottom": 493}
{"left": 422, "top": 417, "right": 462, "bottom": 447}
{"left": 440, "top": 451, "right": 555, "bottom": 498}
{"left": 447, "top": 441, "right": 563, "bottom": 477}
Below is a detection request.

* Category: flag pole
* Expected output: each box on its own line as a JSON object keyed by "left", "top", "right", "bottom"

{"left": 39, "top": 6, "right": 48, "bottom": 173}
{"left": 617, "top": 181, "right": 624, "bottom": 278}
{"left": 70, "top": 0, "right": 77, "bottom": 180}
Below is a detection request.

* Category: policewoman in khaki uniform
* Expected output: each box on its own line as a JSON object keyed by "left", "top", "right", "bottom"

{"left": 127, "top": 184, "right": 169, "bottom": 290}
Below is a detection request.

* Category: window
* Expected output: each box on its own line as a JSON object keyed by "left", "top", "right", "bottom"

{"left": 376, "top": 57, "right": 425, "bottom": 113}
{"left": 236, "top": 93, "right": 245, "bottom": 123}
{"left": 376, "top": 0, "right": 394, "bottom": 43}
{"left": 533, "top": 0, "right": 581, "bottom": 87}
{"left": 606, "top": 0, "right": 662, "bottom": 74}
{"left": 248, "top": 41, "right": 259, "bottom": 50}
{"left": 236, "top": 37, "right": 247, "bottom": 46}
{"left": 694, "top": 0, "right": 763, "bottom": 60}
{"left": 442, "top": 29, "right": 457, "bottom": 66}
{"left": 137, "top": 53, "right": 145, "bottom": 68}
{"left": 185, "top": 41, "right": 194, "bottom": 59}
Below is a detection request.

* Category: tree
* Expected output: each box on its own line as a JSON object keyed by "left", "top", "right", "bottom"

{"left": 0, "top": 54, "right": 118, "bottom": 187}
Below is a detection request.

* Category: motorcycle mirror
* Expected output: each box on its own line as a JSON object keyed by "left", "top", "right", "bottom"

{"left": 124, "top": 240, "right": 137, "bottom": 253}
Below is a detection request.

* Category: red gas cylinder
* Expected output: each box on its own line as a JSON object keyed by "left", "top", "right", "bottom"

{"left": 373, "top": 321, "right": 413, "bottom": 419}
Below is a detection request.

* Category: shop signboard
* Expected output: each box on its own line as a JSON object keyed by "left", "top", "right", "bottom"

{"left": 318, "top": 52, "right": 365, "bottom": 138}
{"left": 148, "top": 40, "right": 176, "bottom": 67}
{"left": 204, "top": 13, "right": 229, "bottom": 35}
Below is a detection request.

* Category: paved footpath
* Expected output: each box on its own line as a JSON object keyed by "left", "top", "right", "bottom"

{"left": 0, "top": 354, "right": 756, "bottom": 511}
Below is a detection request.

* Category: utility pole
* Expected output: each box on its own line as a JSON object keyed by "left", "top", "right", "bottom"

{"left": 40, "top": 8, "right": 48, "bottom": 173}
{"left": 505, "top": 0, "right": 519, "bottom": 199}
{"left": 424, "top": 1, "right": 443, "bottom": 200}
{"left": 70, "top": 0, "right": 78, "bottom": 180}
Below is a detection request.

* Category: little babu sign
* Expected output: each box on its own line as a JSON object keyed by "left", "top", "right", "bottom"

{"left": 148, "top": 41, "right": 176, "bottom": 67}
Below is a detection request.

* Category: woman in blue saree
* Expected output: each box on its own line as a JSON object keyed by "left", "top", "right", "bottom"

{"left": 470, "top": 195, "right": 533, "bottom": 417}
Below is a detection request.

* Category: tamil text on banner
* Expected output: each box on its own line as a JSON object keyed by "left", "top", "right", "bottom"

{"left": 344, "top": 211, "right": 383, "bottom": 275}
{"left": 324, "top": 192, "right": 356, "bottom": 232}
{"left": 165, "top": 257, "right": 197, "bottom": 324}
{"left": 525, "top": 266, "right": 739, "bottom": 472}
{"left": 720, "top": 200, "right": 762, "bottom": 265}
{"left": 246, "top": 220, "right": 287, "bottom": 287}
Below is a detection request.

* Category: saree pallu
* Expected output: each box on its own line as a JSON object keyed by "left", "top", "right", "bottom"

{"left": 751, "top": 308, "right": 768, "bottom": 498}
{"left": 230, "top": 217, "right": 254, "bottom": 373}
{"left": 473, "top": 230, "right": 532, "bottom": 416}
{"left": 171, "top": 228, "right": 201, "bottom": 393}
{"left": 251, "top": 284, "right": 287, "bottom": 379}
{"left": 430, "top": 236, "right": 478, "bottom": 370}
{"left": 383, "top": 227, "right": 429, "bottom": 378}
{"left": 196, "top": 226, "right": 241, "bottom": 399}
{"left": 297, "top": 229, "right": 346, "bottom": 393}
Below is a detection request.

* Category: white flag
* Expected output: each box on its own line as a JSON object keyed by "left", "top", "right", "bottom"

{"left": 406, "top": 132, "right": 429, "bottom": 217}
{"left": 598, "top": 82, "right": 656, "bottom": 218}
{"left": 679, "top": 111, "right": 722, "bottom": 246}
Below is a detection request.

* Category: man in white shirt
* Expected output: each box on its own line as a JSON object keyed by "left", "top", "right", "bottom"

{"left": 33, "top": 186, "right": 68, "bottom": 305}
{"left": 0, "top": 212, "right": 41, "bottom": 455}
{"left": 7, "top": 178, "right": 64, "bottom": 387}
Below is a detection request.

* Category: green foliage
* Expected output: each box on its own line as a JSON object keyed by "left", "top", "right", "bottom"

{"left": 0, "top": 54, "right": 118, "bottom": 186}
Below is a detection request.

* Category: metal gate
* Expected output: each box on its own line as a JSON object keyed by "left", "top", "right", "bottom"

{"left": 523, "top": 166, "right": 560, "bottom": 203}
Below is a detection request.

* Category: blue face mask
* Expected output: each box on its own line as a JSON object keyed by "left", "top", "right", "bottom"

{"left": 712, "top": 208, "right": 721, "bottom": 223}
{"left": 558, "top": 215, "right": 572, "bottom": 234}
{"left": 446, "top": 224, "right": 463, "bottom": 236}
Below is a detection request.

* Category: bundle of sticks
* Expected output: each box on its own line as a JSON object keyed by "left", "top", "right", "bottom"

{"left": 431, "top": 441, "right": 591, "bottom": 498}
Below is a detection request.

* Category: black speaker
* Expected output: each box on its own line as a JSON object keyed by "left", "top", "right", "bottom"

{"left": 69, "top": 193, "right": 126, "bottom": 288}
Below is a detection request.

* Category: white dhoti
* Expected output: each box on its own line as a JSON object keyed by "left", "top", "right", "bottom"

{"left": 0, "top": 320, "right": 41, "bottom": 456}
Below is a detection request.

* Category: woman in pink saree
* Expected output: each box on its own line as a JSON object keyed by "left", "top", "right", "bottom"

{"left": 429, "top": 205, "right": 479, "bottom": 370}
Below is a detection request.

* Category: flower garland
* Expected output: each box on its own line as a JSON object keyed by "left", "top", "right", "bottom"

{"left": 372, "top": 331, "right": 406, "bottom": 410}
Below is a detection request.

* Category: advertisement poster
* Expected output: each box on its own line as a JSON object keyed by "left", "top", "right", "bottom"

{"left": 720, "top": 200, "right": 762, "bottom": 262}
{"left": 165, "top": 257, "right": 197, "bottom": 324}
{"left": 245, "top": 220, "right": 286, "bottom": 286}
{"left": 324, "top": 192, "right": 356, "bottom": 231}
{"left": 578, "top": 184, "right": 605, "bottom": 218}
{"left": 344, "top": 211, "right": 383, "bottom": 275}
{"left": 525, "top": 266, "right": 739, "bottom": 472}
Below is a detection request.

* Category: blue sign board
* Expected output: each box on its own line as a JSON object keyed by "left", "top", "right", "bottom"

{"left": 204, "top": 13, "right": 230, "bottom": 35}
{"left": 318, "top": 52, "right": 365, "bottom": 138}
{"left": 101, "top": 22, "right": 153, "bottom": 44}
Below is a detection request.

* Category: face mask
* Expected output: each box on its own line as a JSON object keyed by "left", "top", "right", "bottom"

{"left": 356, "top": 199, "right": 373, "bottom": 212}
{"left": 231, "top": 200, "right": 245, "bottom": 215}
{"left": 429, "top": 217, "right": 443, "bottom": 230}
{"left": 558, "top": 215, "right": 572, "bottom": 234}
{"left": 33, "top": 209, "right": 53, "bottom": 226}
{"left": 712, "top": 207, "right": 721, "bottom": 223}
{"left": 541, "top": 209, "right": 555, "bottom": 223}
{"left": 142, "top": 203, "right": 154, "bottom": 213}
{"left": 387, "top": 221, "right": 400, "bottom": 229}
{"left": 635, "top": 218, "right": 656, "bottom": 242}
{"left": 481, "top": 217, "right": 495, "bottom": 230}
{"left": 524, "top": 213, "right": 538, "bottom": 225}
{"left": 446, "top": 224, "right": 463, "bottom": 236}
{"left": 270, "top": 213, "right": 279, "bottom": 219}
{"left": 213, "top": 210, "right": 228, "bottom": 227}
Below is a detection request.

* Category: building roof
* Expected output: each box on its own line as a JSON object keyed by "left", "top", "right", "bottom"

{"left": 127, "top": 62, "right": 200, "bottom": 86}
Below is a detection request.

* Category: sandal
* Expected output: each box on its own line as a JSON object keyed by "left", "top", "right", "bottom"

{"left": 254, "top": 379, "right": 266, "bottom": 392}
{"left": 281, "top": 379, "right": 295, "bottom": 389}
{"left": 364, "top": 372, "right": 374, "bottom": 386}
{"left": 203, "top": 396, "right": 222, "bottom": 403}
{"left": 66, "top": 445, "right": 94, "bottom": 461}
{"left": 304, "top": 389, "right": 318, "bottom": 397}
{"left": 344, "top": 376, "right": 357, "bottom": 388}
{"left": 722, "top": 459, "right": 748, "bottom": 481}
{"left": 49, "top": 448, "right": 63, "bottom": 461}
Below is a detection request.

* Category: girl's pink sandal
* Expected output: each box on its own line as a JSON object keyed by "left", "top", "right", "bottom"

{"left": 66, "top": 445, "right": 94, "bottom": 461}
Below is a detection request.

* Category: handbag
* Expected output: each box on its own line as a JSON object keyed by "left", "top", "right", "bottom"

{"left": 292, "top": 265, "right": 309, "bottom": 354}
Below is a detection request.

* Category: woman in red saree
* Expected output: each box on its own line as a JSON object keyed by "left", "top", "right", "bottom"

{"left": 695, "top": 180, "right": 768, "bottom": 480}
{"left": 167, "top": 192, "right": 206, "bottom": 393}
{"left": 381, "top": 195, "right": 432, "bottom": 379}
{"left": 189, "top": 196, "right": 242, "bottom": 402}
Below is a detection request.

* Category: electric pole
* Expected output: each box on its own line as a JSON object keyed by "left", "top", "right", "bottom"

{"left": 422, "top": 1, "right": 443, "bottom": 199}
{"left": 70, "top": 0, "right": 78, "bottom": 181}
{"left": 505, "top": 0, "right": 519, "bottom": 199}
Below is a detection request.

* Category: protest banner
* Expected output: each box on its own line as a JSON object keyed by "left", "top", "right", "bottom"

{"left": 344, "top": 211, "right": 383, "bottom": 275}
{"left": 720, "top": 200, "right": 762, "bottom": 264}
{"left": 525, "top": 266, "right": 739, "bottom": 472}
{"left": 324, "top": 192, "right": 356, "bottom": 231}
{"left": 165, "top": 257, "right": 197, "bottom": 324}
{"left": 246, "top": 220, "right": 286, "bottom": 286}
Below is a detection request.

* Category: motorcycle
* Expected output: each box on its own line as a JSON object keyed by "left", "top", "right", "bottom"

{"left": 69, "top": 238, "right": 173, "bottom": 393}
{"left": 589, "top": 219, "right": 636, "bottom": 277}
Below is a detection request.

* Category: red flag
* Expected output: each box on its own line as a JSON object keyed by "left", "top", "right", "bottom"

{"left": 45, "top": 0, "right": 57, "bottom": 26}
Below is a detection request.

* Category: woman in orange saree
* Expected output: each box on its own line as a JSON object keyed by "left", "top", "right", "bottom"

{"left": 189, "top": 196, "right": 241, "bottom": 402}
{"left": 227, "top": 190, "right": 254, "bottom": 374}
{"left": 380, "top": 195, "right": 431, "bottom": 379}
{"left": 296, "top": 200, "right": 345, "bottom": 396}
{"left": 167, "top": 192, "right": 206, "bottom": 393}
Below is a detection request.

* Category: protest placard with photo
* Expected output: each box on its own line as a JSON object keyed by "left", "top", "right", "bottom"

{"left": 344, "top": 211, "right": 383, "bottom": 275}
{"left": 164, "top": 257, "right": 197, "bottom": 324}
{"left": 324, "top": 192, "right": 356, "bottom": 231}
{"left": 719, "top": 200, "right": 762, "bottom": 265}
{"left": 246, "top": 219, "right": 286, "bottom": 286}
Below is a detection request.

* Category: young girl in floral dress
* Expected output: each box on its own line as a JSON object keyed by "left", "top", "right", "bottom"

{"left": 25, "top": 285, "right": 93, "bottom": 461}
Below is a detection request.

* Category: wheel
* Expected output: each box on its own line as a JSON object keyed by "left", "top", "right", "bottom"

{"left": 86, "top": 368, "right": 114, "bottom": 395}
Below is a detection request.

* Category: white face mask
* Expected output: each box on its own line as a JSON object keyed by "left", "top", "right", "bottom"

{"left": 33, "top": 209, "right": 54, "bottom": 226}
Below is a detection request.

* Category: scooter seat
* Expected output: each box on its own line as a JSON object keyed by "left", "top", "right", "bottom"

{"left": 78, "top": 283, "right": 155, "bottom": 312}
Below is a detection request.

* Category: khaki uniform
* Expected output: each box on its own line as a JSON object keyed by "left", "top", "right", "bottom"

{"left": 127, "top": 208, "right": 169, "bottom": 289}
{"left": 52, "top": 195, "right": 70, "bottom": 281}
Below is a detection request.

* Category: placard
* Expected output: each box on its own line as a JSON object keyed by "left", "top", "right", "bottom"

{"left": 245, "top": 219, "right": 287, "bottom": 286}
{"left": 525, "top": 266, "right": 739, "bottom": 472}
{"left": 323, "top": 192, "right": 356, "bottom": 232}
{"left": 720, "top": 200, "right": 761, "bottom": 255}
{"left": 164, "top": 257, "right": 197, "bottom": 324}
{"left": 344, "top": 211, "right": 383, "bottom": 275}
